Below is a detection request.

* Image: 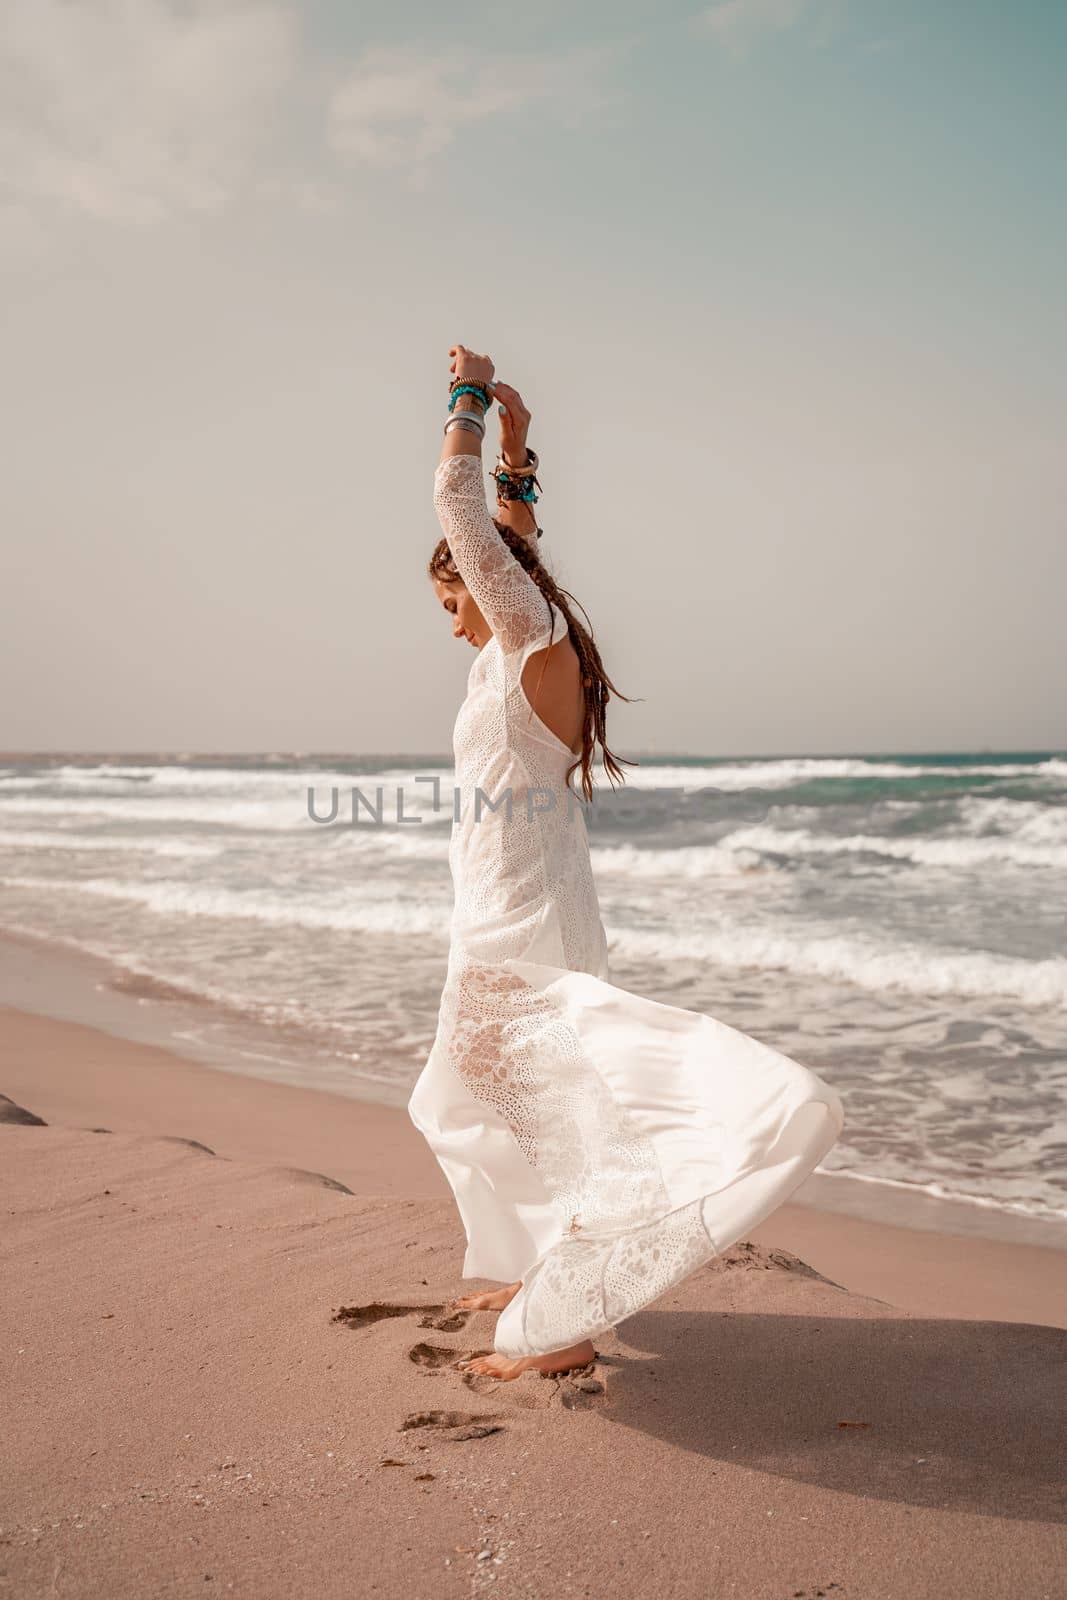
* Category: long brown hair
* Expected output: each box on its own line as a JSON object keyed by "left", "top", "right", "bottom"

{"left": 429, "top": 520, "right": 638, "bottom": 802}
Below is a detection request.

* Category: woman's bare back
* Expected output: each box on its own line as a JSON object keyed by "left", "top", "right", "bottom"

{"left": 522, "top": 636, "right": 583, "bottom": 755}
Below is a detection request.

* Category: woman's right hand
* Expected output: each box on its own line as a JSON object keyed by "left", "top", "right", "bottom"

{"left": 491, "top": 381, "right": 532, "bottom": 466}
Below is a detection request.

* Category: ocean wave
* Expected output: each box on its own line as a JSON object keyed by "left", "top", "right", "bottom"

{"left": 609, "top": 921, "right": 1067, "bottom": 1008}
{"left": 0, "top": 786, "right": 453, "bottom": 831}
{"left": 0, "top": 873, "right": 451, "bottom": 937}
{"left": 3, "top": 755, "right": 1063, "bottom": 801}
{"left": 722, "top": 823, "right": 1067, "bottom": 871}
{"left": 316, "top": 826, "right": 451, "bottom": 858}
{"left": 817, "top": 1165, "right": 1067, "bottom": 1225}
{"left": 591, "top": 809, "right": 1067, "bottom": 875}
{"left": 0, "top": 829, "right": 222, "bottom": 859}
{"left": 7, "top": 868, "right": 1060, "bottom": 1008}
{"left": 614, "top": 756, "right": 1067, "bottom": 791}
{"left": 0, "top": 795, "right": 312, "bottom": 828}
{"left": 0, "top": 762, "right": 449, "bottom": 791}
{"left": 591, "top": 842, "right": 775, "bottom": 877}
{"left": 955, "top": 794, "right": 1067, "bottom": 844}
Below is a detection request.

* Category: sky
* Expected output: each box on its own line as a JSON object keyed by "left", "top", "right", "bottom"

{"left": 0, "top": 0, "right": 1064, "bottom": 758}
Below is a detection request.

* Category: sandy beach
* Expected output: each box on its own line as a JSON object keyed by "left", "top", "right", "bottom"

{"left": 4, "top": 0, "right": 1065, "bottom": 1587}
{"left": 3, "top": 1000, "right": 1065, "bottom": 1599}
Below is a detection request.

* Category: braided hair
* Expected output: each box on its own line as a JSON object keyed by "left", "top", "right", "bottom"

{"left": 428, "top": 520, "right": 638, "bottom": 803}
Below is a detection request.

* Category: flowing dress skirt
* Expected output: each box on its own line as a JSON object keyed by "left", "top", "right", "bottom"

{"left": 409, "top": 925, "right": 844, "bottom": 1359}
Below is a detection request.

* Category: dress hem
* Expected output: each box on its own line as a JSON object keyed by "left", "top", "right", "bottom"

{"left": 493, "top": 1097, "right": 841, "bottom": 1358}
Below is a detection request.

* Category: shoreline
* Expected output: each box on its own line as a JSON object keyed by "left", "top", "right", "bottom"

{"left": 3, "top": 998, "right": 1067, "bottom": 1333}
{"left": 2, "top": 923, "right": 1065, "bottom": 1253}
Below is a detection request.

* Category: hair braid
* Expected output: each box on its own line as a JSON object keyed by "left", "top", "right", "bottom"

{"left": 428, "top": 522, "right": 639, "bottom": 803}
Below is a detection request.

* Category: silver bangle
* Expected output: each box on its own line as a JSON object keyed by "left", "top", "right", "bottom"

{"left": 444, "top": 414, "right": 484, "bottom": 437}
{"left": 450, "top": 400, "right": 486, "bottom": 422}
{"left": 444, "top": 414, "right": 485, "bottom": 438}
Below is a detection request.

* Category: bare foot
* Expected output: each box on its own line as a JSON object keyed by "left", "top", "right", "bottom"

{"left": 457, "top": 1338, "right": 596, "bottom": 1381}
{"left": 449, "top": 1281, "right": 522, "bottom": 1313}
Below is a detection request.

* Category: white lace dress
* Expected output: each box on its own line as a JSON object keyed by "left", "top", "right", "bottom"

{"left": 407, "top": 453, "right": 845, "bottom": 1358}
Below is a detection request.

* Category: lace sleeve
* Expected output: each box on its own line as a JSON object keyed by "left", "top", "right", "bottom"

{"left": 433, "top": 455, "right": 552, "bottom": 658}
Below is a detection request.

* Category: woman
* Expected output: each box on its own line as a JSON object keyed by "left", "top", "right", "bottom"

{"left": 407, "top": 345, "right": 845, "bottom": 1382}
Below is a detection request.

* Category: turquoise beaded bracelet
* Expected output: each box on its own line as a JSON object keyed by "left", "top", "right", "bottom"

{"left": 447, "top": 383, "right": 491, "bottom": 414}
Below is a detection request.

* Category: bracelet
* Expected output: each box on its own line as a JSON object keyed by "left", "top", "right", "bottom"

{"left": 493, "top": 470, "right": 537, "bottom": 491}
{"left": 494, "top": 478, "right": 538, "bottom": 503}
{"left": 448, "top": 393, "right": 489, "bottom": 416}
{"left": 493, "top": 467, "right": 538, "bottom": 490}
{"left": 449, "top": 374, "right": 493, "bottom": 395}
{"left": 495, "top": 447, "right": 539, "bottom": 478}
{"left": 444, "top": 414, "right": 485, "bottom": 438}
{"left": 493, "top": 456, "right": 539, "bottom": 493}
{"left": 451, "top": 405, "right": 489, "bottom": 426}
{"left": 448, "top": 381, "right": 491, "bottom": 413}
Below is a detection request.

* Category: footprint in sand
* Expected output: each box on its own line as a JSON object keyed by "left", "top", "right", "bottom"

{"left": 559, "top": 1373, "right": 607, "bottom": 1409}
{"left": 457, "top": 1357, "right": 606, "bottom": 1410}
{"left": 417, "top": 1307, "right": 470, "bottom": 1333}
{"left": 331, "top": 1301, "right": 471, "bottom": 1333}
{"left": 408, "top": 1342, "right": 460, "bottom": 1369}
{"left": 399, "top": 1409, "right": 504, "bottom": 1441}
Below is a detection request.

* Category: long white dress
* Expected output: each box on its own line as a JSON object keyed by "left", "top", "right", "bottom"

{"left": 407, "top": 453, "right": 845, "bottom": 1359}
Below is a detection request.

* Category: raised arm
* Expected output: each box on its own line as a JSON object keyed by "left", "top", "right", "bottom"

{"left": 435, "top": 348, "right": 551, "bottom": 658}
{"left": 490, "top": 381, "right": 539, "bottom": 551}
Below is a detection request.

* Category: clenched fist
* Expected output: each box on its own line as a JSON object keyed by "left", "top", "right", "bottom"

{"left": 449, "top": 345, "right": 495, "bottom": 393}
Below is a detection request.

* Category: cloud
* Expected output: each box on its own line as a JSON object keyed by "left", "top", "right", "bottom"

{"left": 0, "top": 9, "right": 626, "bottom": 226}
{"left": 692, "top": 0, "right": 808, "bottom": 56}
{"left": 327, "top": 42, "right": 621, "bottom": 170}
{"left": 0, "top": 0, "right": 298, "bottom": 223}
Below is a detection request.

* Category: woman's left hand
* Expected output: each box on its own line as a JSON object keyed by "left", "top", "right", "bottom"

{"left": 492, "top": 381, "right": 532, "bottom": 466}
{"left": 449, "top": 345, "right": 495, "bottom": 391}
